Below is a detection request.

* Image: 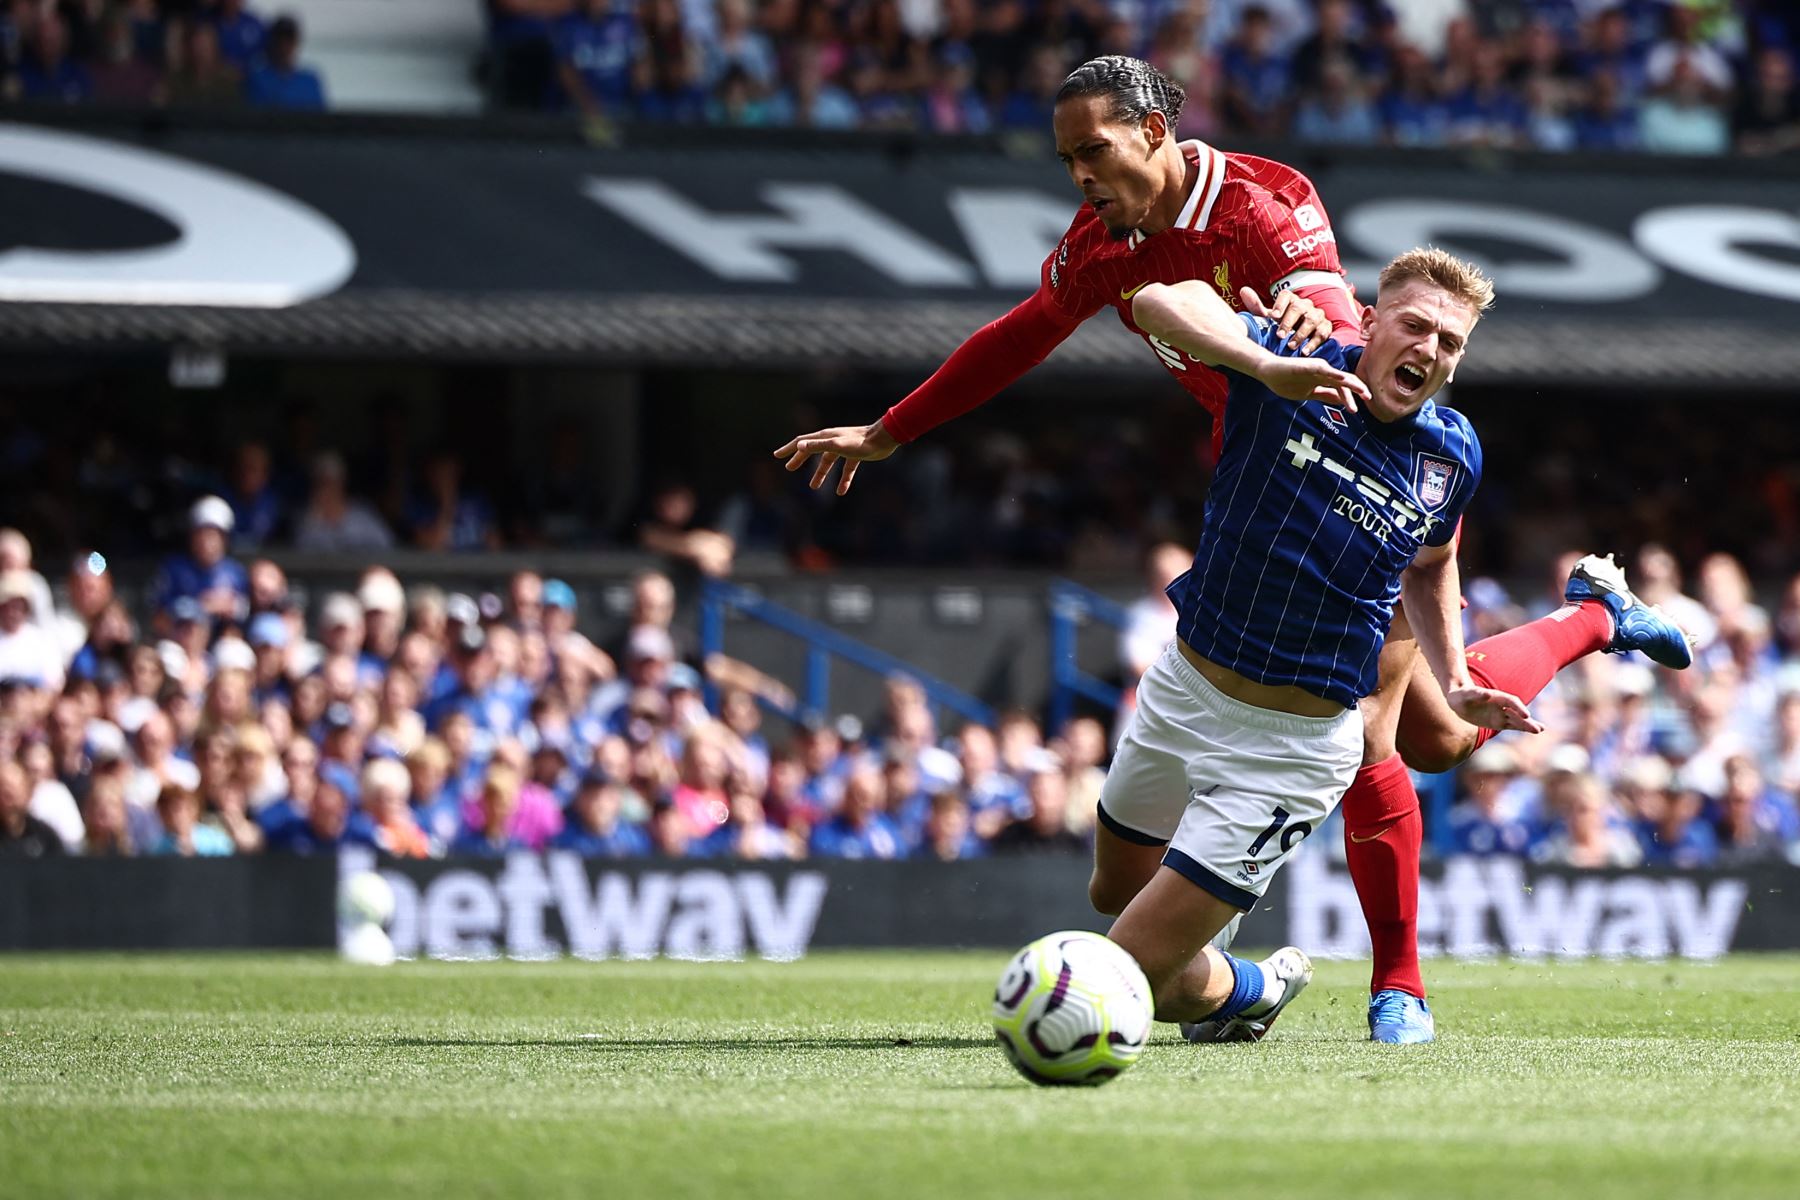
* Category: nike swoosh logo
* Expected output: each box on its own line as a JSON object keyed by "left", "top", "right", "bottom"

{"left": 1120, "top": 281, "right": 1151, "bottom": 301}
{"left": 1348, "top": 832, "right": 1384, "bottom": 843}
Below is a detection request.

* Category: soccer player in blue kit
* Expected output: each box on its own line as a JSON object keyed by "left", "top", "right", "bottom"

{"left": 1093, "top": 247, "right": 1542, "bottom": 1040}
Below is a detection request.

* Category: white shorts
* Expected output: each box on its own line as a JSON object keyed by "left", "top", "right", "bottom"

{"left": 1098, "top": 642, "right": 1363, "bottom": 911}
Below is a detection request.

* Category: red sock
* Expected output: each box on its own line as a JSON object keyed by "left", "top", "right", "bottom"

{"left": 1462, "top": 601, "right": 1614, "bottom": 751}
{"left": 1342, "top": 755, "right": 1424, "bottom": 999}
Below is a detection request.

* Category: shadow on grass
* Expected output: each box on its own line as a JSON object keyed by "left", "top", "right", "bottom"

{"left": 384, "top": 1035, "right": 996, "bottom": 1051}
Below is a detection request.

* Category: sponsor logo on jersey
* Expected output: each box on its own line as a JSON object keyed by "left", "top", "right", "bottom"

{"left": 1213, "top": 260, "right": 1232, "bottom": 302}
{"left": 1283, "top": 431, "right": 1438, "bottom": 541}
{"left": 1146, "top": 332, "right": 1190, "bottom": 372}
{"left": 1242, "top": 860, "right": 1261, "bottom": 877}
{"left": 1295, "top": 204, "right": 1323, "bottom": 232}
{"left": 1280, "top": 228, "right": 1337, "bottom": 259}
{"left": 1050, "top": 238, "right": 1070, "bottom": 289}
{"left": 1323, "top": 407, "right": 1349, "bottom": 433}
{"left": 1417, "top": 456, "right": 1458, "bottom": 510}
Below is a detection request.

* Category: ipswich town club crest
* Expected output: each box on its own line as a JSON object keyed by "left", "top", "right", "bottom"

{"left": 1417, "top": 456, "right": 1457, "bottom": 510}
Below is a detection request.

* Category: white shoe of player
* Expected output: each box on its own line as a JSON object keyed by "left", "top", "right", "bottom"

{"left": 1180, "top": 946, "right": 1314, "bottom": 1044}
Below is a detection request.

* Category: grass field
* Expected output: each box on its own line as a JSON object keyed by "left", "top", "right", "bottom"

{"left": 3, "top": 952, "right": 1798, "bottom": 1199}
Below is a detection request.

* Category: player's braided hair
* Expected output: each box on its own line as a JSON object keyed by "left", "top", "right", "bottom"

{"left": 1055, "top": 56, "right": 1187, "bottom": 130}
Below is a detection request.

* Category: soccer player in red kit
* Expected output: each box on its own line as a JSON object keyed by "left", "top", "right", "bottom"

{"left": 776, "top": 56, "right": 1693, "bottom": 1043}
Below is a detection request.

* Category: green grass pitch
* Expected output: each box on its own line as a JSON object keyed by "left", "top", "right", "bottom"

{"left": 3, "top": 952, "right": 1798, "bottom": 1199}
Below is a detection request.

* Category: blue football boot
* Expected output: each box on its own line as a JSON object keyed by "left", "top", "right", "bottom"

{"left": 1564, "top": 553, "right": 1693, "bottom": 670}
{"left": 1368, "top": 989, "right": 1435, "bottom": 1045}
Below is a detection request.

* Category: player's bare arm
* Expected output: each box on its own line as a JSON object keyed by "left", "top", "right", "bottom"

{"left": 1130, "top": 280, "right": 1369, "bottom": 409}
{"left": 1399, "top": 541, "right": 1543, "bottom": 735}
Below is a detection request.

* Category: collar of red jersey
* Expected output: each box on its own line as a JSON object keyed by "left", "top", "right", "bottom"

{"left": 1127, "top": 140, "right": 1228, "bottom": 250}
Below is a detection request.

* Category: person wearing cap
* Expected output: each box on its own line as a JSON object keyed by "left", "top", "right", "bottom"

{"left": 0, "top": 569, "right": 65, "bottom": 693}
{"left": 421, "top": 624, "right": 518, "bottom": 743}
{"left": 1446, "top": 742, "right": 1534, "bottom": 857}
{"left": 294, "top": 452, "right": 393, "bottom": 553}
{"left": 246, "top": 612, "right": 294, "bottom": 706}
{"left": 554, "top": 773, "right": 653, "bottom": 858}
{"left": 150, "top": 495, "right": 249, "bottom": 634}
{"left": 1626, "top": 754, "right": 1717, "bottom": 869}
{"left": 590, "top": 622, "right": 677, "bottom": 730}
{"left": 356, "top": 568, "right": 406, "bottom": 665}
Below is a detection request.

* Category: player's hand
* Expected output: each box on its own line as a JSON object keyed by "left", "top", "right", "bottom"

{"left": 1239, "top": 287, "right": 1332, "bottom": 355}
{"left": 1254, "top": 357, "right": 1369, "bottom": 411}
{"left": 774, "top": 421, "right": 899, "bottom": 495}
{"left": 1446, "top": 685, "right": 1546, "bottom": 735}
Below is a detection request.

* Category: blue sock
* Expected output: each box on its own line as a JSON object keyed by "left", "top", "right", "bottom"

{"left": 1209, "top": 953, "right": 1266, "bottom": 1021}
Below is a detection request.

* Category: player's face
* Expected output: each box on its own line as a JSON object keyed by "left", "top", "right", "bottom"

{"left": 1052, "top": 96, "right": 1165, "bottom": 241}
{"left": 1357, "top": 281, "right": 1478, "bottom": 423}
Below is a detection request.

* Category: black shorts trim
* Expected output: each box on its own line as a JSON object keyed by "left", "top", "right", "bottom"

{"left": 1095, "top": 802, "right": 1169, "bottom": 847}
{"left": 1162, "top": 847, "right": 1259, "bottom": 912}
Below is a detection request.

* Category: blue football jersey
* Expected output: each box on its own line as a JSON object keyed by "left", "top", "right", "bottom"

{"left": 1170, "top": 314, "right": 1482, "bottom": 707}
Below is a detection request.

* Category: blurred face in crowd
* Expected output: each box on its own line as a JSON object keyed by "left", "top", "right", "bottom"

{"left": 0, "top": 593, "right": 27, "bottom": 634}
{"left": 632, "top": 740, "right": 675, "bottom": 793}
{"left": 1565, "top": 778, "right": 1608, "bottom": 843}
{"left": 924, "top": 793, "right": 971, "bottom": 855}
{"left": 531, "top": 745, "right": 567, "bottom": 787}
{"left": 1780, "top": 695, "right": 1800, "bottom": 749}
{"left": 487, "top": 626, "right": 520, "bottom": 679}
{"left": 510, "top": 572, "right": 543, "bottom": 628}
{"left": 650, "top": 805, "right": 688, "bottom": 856}
{"left": 457, "top": 642, "right": 497, "bottom": 692}
{"left": 997, "top": 714, "right": 1041, "bottom": 773}
{"left": 575, "top": 781, "right": 622, "bottom": 833}
{"left": 959, "top": 725, "right": 997, "bottom": 779}
{"left": 49, "top": 698, "right": 85, "bottom": 758}
{"left": 1027, "top": 770, "right": 1068, "bottom": 834}
{"left": 842, "top": 766, "right": 884, "bottom": 827}
{"left": 157, "top": 787, "right": 199, "bottom": 840}
{"left": 233, "top": 442, "right": 271, "bottom": 497}
{"left": 209, "top": 670, "right": 252, "bottom": 724}
{"left": 380, "top": 670, "right": 418, "bottom": 721}
{"left": 310, "top": 781, "right": 348, "bottom": 839}
{"left": 396, "top": 632, "right": 437, "bottom": 691}
{"left": 480, "top": 774, "right": 519, "bottom": 836}
{"left": 128, "top": 645, "right": 165, "bottom": 697}
{"left": 632, "top": 573, "right": 677, "bottom": 628}
{"left": 68, "top": 553, "right": 112, "bottom": 619}
{"left": 0, "top": 762, "right": 28, "bottom": 824}
{"left": 680, "top": 735, "right": 730, "bottom": 791}
{"left": 249, "top": 560, "right": 288, "bottom": 612}
{"left": 721, "top": 689, "right": 761, "bottom": 739}
{"left": 801, "top": 726, "right": 840, "bottom": 775}
{"left": 442, "top": 711, "right": 475, "bottom": 763}
{"left": 20, "top": 739, "right": 52, "bottom": 786}
{"left": 1053, "top": 93, "right": 1175, "bottom": 241}
{"left": 882, "top": 758, "right": 918, "bottom": 808}
{"left": 189, "top": 523, "right": 227, "bottom": 568}
{"left": 1061, "top": 718, "right": 1106, "bottom": 771}
{"left": 518, "top": 632, "right": 550, "bottom": 688}
{"left": 259, "top": 699, "right": 293, "bottom": 752}
{"left": 290, "top": 674, "right": 326, "bottom": 729}
{"left": 234, "top": 731, "right": 275, "bottom": 795}
{"left": 84, "top": 775, "right": 128, "bottom": 848}
{"left": 164, "top": 692, "right": 201, "bottom": 745}
{"left": 323, "top": 613, "right": 364, "bottom": 658}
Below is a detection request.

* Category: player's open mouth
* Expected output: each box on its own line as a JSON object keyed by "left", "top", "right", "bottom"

{"left": 1090, "top": 198, "right": 1113, "bottom": 214}
{"left": 1394, "top": 364, "right": 1427, "bottom": 394}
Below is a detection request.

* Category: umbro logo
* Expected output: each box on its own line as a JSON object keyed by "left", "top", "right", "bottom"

{"left": 1323, "top": 408, "right": 1348, "bottom": 433}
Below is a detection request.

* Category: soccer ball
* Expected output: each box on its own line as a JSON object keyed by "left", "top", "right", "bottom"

{"left": 992, "top": 931, "right": 1154, "bottom": 1087}
{"left": 337, "top": 871, "right": 396, "bottom": 928}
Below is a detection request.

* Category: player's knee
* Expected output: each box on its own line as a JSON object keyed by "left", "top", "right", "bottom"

{"left": 1399, "top": 728, "right": 1478, "bottom": 775}
{"left": 1088, "top": 871, "right": 1134, "bottom": 917}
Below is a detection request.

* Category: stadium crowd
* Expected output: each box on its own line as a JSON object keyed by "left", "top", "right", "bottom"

{"left": 0, "top": 0, "right": 326, "bottom": 109}
{"left": 492, "top": 0, "right": 1800, "bottom": 154}
{"left": 3, "top": 2, "right": 1798, "bottom": 155}
{"left": 0, "top": 494, "right": 1797, "bottom": 870}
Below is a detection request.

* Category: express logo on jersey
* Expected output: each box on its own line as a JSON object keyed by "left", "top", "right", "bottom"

{"left": 1417, "top": 456, "right": 1459, "bottom": 510}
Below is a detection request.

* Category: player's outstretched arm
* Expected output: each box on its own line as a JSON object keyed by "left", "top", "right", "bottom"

{"left": 1401, "top": 543, "right": 1545, "bottom": 735}
{"left": 772, "top": 288, "right": 1084, "bottom": 495}
{"left": 1132, "top": 282, "right": 1368, "bottom": 409}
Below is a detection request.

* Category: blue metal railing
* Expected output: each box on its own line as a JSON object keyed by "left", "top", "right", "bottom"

{"left": 698, "top": 580, "right": 995, "bottom": 728}
{"left": 1047, "top": 578, "right": 1131, "bottom": 732}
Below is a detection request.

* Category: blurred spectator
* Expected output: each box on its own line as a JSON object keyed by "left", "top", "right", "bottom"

{"left": 52, "top": 551, "right": 115, "bottom": 668}
{"left": 914, "top": 790, "right": 984, "bottom": 860}
{"left": 165, "top": 19, "right": 242, "bottom": 107}
{"left": 360, "top": 757, "right": 430, "bottom": 858}
{"left": 1714, "top": 755, "right": 1792, "bottom": 865}
{"left": 0, "top": 528, "right": 56, "bottom": 631}
{"left": 150, "top": 496, "right": 248, "bottom": 634}
{"left": 555, "top": 772, "right": 652, "bottom": 856}
{"left": 89, "top": 8, "right": 162, "bottom": 105}
{"left": 209, "top": 0, "right": 269, "bottom": 69}
{"left": 809, "top": 762, "right": 902, "bottom": 858}
{"left": 1532, "top": 773, "right": 1644, "bottom": 868}
{"left": 991, "top": 763, "right": 1087, "bottom": 854}
{"left": 409, "top": 450, "right": 500, "bottom": 552}
{"left": 638, "top": 480, "right": 735, "bottom": 577}
{"left": 18, "top": 14, "right": 92, "bottom": 103}
{"left": 1447, "top": 742, "right": 1535, "bottom": 856}
{"left": 556, "top": 0, "right": 635, "bottom": 119}
{"left": 1735, "top": 46, "right": 1800, "bottom": 154}
{"left": 224, "top": 441, "right": 283, "bottom": 552}
{"left": 244, "top": 14, "right": 325, "bottom": 110}
{"left": 1119, "top": 542, "right": 1189, "bottom": 691}
{"left": 294, "top": 453, "right": 393, "bottom": 552}
{"left": 149, "top": 784, "right": 234, "bottom": 856}
{"left": 0, "top": 570, "right": 64, "bottom": 692}
{"left": 1220, "top": 5, "right": 1291, "bottom": 137}
{"left": 1639, "top": 56, "right": 1730, "bottom": 153}
{"left": 1, "top": 757, "right": 64, "bottom": 857}
{"left": 1292, "top": 60, "right": 1381, "bottom": 144}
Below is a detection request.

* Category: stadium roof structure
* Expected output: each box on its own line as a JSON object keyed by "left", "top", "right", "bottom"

{"left": 2, "top": 113, "right": 1797, "bottom": 388}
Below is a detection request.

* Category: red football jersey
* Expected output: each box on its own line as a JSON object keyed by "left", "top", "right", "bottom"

{"left": 1041, "top": 141, "right": 1360, "bottom": 422}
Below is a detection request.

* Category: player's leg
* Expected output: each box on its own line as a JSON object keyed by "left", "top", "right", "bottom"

{"left": 1089, "top": 652, "right": 1190, "bottom": 917}
{"left": 1394, "top": 551, "right": 1691, "bottom": 773}
{"left": 1342, "top": 615, "right": 1434, "bottom": 1042}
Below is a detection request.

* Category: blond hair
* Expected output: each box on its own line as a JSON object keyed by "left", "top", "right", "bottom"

{"left": 1378, "top": 248, "right": 1495, "bottom": 315}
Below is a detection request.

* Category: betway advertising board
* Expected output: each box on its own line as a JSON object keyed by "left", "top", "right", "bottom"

{"left": 2, "top": 118, "right": 1797, "bottom": 379}
{"left": 350, "top": 850, "right": 1784, "bottom": 963}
